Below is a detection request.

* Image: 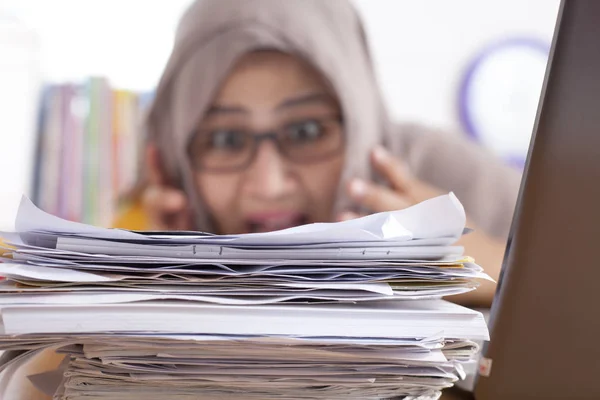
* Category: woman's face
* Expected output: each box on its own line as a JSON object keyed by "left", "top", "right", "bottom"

{"left": 190, "top": 51, "right": 345, "bottom": 234}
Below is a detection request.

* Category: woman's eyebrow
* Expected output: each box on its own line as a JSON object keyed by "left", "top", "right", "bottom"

{"left": 205, "top": 104, "right": 249, "bottom": 115}
{"left": 275, "top": 92, "right": 333, "bottom": 111}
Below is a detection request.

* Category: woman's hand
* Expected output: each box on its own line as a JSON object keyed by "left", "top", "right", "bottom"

{"left": 340, "top": 146, "right": 443, "bottom": 219}
{"left": 141, "top": 144, "right": 194, "bottom": 231}
{"left": 341, "top": 146, "right": 505, "bottom": 308}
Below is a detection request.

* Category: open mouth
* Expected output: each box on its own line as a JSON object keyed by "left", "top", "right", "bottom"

{"left": 245, "top": 212, "right": 309, "bottom": 233}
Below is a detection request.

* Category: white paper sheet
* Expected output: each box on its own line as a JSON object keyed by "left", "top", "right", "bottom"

{"left": 15, "top": 196, "right": 142, "bottom": 241}
{"left": 0, "top": 299, "right": 490, "bottom": 340}
{"left": 0, "top": 263, "right": 112, "bottom": 283}
{"left": 15, "top": 193, "right": 466, "bottom": 246}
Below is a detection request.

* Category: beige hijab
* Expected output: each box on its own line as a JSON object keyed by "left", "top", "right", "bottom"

{"left": 145, "top": 0, "right": 521, "bottom": 239}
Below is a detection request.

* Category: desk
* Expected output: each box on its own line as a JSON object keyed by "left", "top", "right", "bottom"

{"left": 442, "top": 387, "right": 476, "bottom": 400}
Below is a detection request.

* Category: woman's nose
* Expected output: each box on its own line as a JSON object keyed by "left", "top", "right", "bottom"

{"left": 245, "top": 141, "right": 293, "bottom": 199}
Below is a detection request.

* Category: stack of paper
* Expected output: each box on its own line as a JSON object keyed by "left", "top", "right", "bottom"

{"left": 0, "top": 193, "right": 490, "bottom": 400}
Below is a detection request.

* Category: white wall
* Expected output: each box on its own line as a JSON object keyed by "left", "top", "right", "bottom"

{"left": 1, "top": 0, "right": 192, "bottom": 90}
{"left": 0, "top": 16, "right": 42, "bottom": 229}
{"left": 0, "top": 0, "right": 560, "bottom": 228}
{"left": 6, "top": 0, "right": 562, "bottom": 119}
{"left": 354, "top": 0, "right": 560, "bottom": 131}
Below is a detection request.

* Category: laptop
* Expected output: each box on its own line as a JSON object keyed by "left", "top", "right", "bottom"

{"left": 473, "top": 1, "right": 600, "bottom": 398}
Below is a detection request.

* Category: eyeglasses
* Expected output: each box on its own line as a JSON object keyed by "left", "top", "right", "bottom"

{"left": 188, "top": 116, "right": 344, "bottom": 173}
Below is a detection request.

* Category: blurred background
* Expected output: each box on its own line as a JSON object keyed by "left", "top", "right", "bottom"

{"left": 0, "top": 0, "right": 561, "bottom": 229}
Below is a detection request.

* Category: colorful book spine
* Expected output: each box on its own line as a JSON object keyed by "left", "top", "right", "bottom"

{"left": 38, "top": 86, "right": 63, "bottom": 216}
{"left": 67, "top": 85, "right": 86, "bottom": 222}
{"left": 31, "top": 86, "right": 53, "bottom": 206}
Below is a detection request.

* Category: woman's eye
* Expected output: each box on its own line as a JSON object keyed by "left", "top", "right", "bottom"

{"left": 210, "top": 130, "right": 246, "bottom": 150}
{"left": 285, "top": 121, "right": 324, "bottom": 143}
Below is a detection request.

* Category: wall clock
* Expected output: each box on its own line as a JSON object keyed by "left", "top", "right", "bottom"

{"left": 459, "top": 38, "right": 550, "bottom": 168}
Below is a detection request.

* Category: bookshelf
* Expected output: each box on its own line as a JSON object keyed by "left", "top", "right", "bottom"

{"left": 32, "top": 78, "right": 153, "bottom": 226}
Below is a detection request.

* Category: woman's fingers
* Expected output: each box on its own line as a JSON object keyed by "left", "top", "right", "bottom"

{"left": 146, "top": 144, "right": 167, "bottom": 186}
{"left": 142, "top": 143, "right": 194, "bottom": 230}
{"left": 142, "top": 185, "right": 192, "bottom": 230}
{"left": 347, "top": 178, "right": 412, "bottom": 212}
{"left": 369, "top": 145, "right": 445, "bottom": 205}
{"left": 342, "top": 146, "right": 415, "bottom": 213}
{"left": 370, "top": 146, "right": 412, "bottom": 192}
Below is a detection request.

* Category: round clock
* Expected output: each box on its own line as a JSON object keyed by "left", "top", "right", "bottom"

{"left": 459, "top": 38, "right": 550, "bottom": 168}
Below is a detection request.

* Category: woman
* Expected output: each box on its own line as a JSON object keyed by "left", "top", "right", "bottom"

{"left": 130, "top": 0, "right": 519, "bottom": 306}
{"left": 8, "top": 0, "right": 520, "bottom": 398}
